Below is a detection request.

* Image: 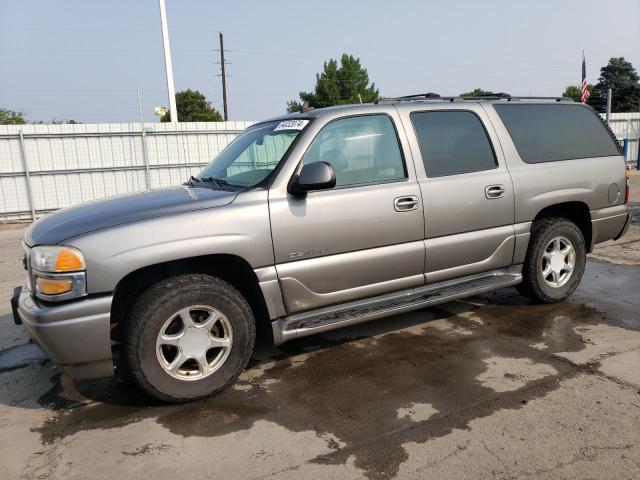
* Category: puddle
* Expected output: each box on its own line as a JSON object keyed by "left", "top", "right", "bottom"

{"left": 33, "top": 310, "right": 582, "bottom": 479}
{"left": 17, "top": 259, "right": 640, "bottom": 480}
{"left": 0, "top": 342, "right": 48, "bottom": 374}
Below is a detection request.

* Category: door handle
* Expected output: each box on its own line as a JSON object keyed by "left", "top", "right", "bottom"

{"left": 394, "top": 196, "right": 419, "bottom": 212}
{"left": 485, "top": 185, "right": 505, "bottom": 199}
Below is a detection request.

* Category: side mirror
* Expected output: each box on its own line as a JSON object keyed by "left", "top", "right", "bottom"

{"left": 289, "top": 161, "right": 336, "bottom": 195}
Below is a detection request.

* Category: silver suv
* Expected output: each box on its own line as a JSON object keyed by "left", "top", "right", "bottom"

{"left": 11, "top": 94, "right": 631, "bottom": 402}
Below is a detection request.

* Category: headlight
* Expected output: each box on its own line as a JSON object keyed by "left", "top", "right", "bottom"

{"left": 30, "top": 246, "right": 86, "bottom": 301}
{"left": 30, "top": 246, "right": 85, "bottom": 273}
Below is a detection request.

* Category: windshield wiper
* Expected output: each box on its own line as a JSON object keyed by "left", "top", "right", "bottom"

{"left": 186, "top": 175, "right": 234, "bottom": 189}
{"left": 185, "top": 175, "right": 200, "bottom": 186}
{"left": 201, "top": 176, "right": 227, "bottom": 188}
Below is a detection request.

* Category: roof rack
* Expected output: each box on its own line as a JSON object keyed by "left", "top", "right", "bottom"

{"left": 376, "top": 93, "right": 573, "bottom": 104}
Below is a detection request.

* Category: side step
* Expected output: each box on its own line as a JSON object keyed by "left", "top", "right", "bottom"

{"left": 272, "top": 268, "right": 522, "bottom": 345}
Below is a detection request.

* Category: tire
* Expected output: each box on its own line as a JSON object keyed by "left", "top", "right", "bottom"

{"left": 124, "top": 274, "right": 255, "bottom": 403}
{"left": 516, "top": 217, "right": 586, "bottom": 303}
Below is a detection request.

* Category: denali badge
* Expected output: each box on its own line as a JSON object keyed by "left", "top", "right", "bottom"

{"left": 287, "top": 248, "right": 327, "bottom": 259}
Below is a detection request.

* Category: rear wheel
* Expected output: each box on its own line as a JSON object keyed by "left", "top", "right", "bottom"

{"left": 124, "top": 274, "right": 255, "bottom": 403}
{"left": 517, "top": 217, "right": 586, "bottom": 303}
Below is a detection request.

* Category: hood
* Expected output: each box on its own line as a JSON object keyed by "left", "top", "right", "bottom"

{"left": 25, "top": 185, "right": 239, "bottom": 246}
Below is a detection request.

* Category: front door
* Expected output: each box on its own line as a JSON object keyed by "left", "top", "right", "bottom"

{"left": 269, "top": 113, "right": 425, "bottom": 314}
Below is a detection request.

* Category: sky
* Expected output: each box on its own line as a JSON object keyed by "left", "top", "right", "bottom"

{"left": 1, "top": 0, "right": 639, "bottom": 124}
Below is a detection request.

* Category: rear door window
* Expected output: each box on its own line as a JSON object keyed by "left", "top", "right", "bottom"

{"left": 494, "top": 104, "right": 620, "bottom": 163}
{"left": 410, "top": 111, "right": 497, "bottom": 177}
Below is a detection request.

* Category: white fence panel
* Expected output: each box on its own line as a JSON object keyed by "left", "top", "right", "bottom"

{"left": 603, "top": 112, "right": 640, "bottom": 167}
{"left": 0, "top": 121, "right": 254, "bottom": 220}
{"left": 1, "top": 112, "right": 639, "bottom": 222}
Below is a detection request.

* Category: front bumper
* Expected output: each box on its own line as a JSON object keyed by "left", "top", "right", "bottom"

{"left": 13, "top": 282, "right": 114, "bottom": 379}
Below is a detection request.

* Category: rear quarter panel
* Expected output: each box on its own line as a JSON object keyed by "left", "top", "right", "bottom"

{"left": 482, "top": 104, "right": 627, "bottom": 224}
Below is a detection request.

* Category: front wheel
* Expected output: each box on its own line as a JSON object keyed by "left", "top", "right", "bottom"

{"left": 123, "top": 274, "right": 255, "bottom": 403}
{"left": 517, "top": 217, "right": 586, "bottom": 303}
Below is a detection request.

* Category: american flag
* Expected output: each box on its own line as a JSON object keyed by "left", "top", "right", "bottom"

{"left": 581, "top": 53, "right": 591, "bottom": 103}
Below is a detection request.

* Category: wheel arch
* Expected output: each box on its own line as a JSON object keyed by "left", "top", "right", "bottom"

{"left": 532, "top": 201, "right": 592, "bottom": 250}
{"left": 110, "top": 254, "right": 273, "bottom": 347}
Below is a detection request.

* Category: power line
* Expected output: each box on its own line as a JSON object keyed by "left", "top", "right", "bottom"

{"left": 0, "top": 47, "right": 217, "bottom": 54}
{"left": 0, "top": 26, "right": 223, "bottom": 33}
{"left": 0, "top": 88, "right": 168, "bottom": 93}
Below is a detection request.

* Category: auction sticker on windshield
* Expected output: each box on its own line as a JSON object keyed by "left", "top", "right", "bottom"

{"left": 274, "top": 119, "right": 309, "bottom": 131}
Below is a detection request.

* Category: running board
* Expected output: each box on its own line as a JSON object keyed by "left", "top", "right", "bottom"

{"left": 271, "top": 268, "right": 522, "bottom": 345}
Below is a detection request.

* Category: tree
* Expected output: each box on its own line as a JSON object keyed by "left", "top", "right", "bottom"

{"left": 562, "top": 85, "right": 581, "bottom": 102}
{"left": 460, "top": 88, "right": 495, "bottom": 97}
{"left": 588, "top": 57, "right": 640, "bottom": 112}
{"left": 561, "top": 84, "right": 593, "bottom": 103}
{"left": 161, "top": 89, "right": 223, "bottom": 122}
{"left": 287, "top": 54, "right": 379, "bottom": 112}
{"left": 32, "top": 118, "right": 80, "bottom": 125}
{"left": 1, "top": 108, "right": 80, "bottom": 124}
{"left": 0, "top": 108, "right": 26, "bottom": 125}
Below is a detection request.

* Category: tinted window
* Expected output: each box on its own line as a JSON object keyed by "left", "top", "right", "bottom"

{"left": 494, "top": 104, "right": 619, "bottom": 163}
{"left": 303, "top": 115, "right": 406, "bottom": 187}
{"left": 411, "top": 111, "right": 497, "bottom": 177}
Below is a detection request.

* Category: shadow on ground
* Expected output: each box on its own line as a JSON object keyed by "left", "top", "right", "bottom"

{"left": 1, "top": 259, "right": 638, "bottom": 480}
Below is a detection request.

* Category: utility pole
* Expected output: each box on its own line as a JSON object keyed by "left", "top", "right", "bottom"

{"left": 159, "top": 0, "right": 178, "bottom": 122}
{"left": 606, "top": 88, "right": 612, "bottom": 126}
{"left": 219, "top": 32, "right": 229, "bottom": 121}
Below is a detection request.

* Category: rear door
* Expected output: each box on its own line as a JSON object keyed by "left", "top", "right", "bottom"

{"left": 399, "top": 104, "right": 515, "bottom": 283}
{"left": 268, "top": 111, "right": 425, "bottom": 314}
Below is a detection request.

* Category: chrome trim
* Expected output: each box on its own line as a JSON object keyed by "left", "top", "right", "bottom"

{"left": 393, "top": 195, "right": 420, "bottom": 212}
{"left": 485, "top": 184, "right": 506, "bottom": 199}
{"left": 32, "top": 270, "right": 87, "bottom": 302}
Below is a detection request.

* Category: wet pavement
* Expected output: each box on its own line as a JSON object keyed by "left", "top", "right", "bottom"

{"left": 1, "top": 224, "right": 639, "bottom": 479}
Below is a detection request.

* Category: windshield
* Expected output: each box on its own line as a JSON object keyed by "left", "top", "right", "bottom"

{"left": 196, "top": 119, "right": 309, "bottom": 188}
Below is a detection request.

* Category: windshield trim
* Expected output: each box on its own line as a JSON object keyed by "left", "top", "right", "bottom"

{"left": 198, "top": 117, "right": 314, "bottom": 191}
{"left": 255, "top": 117, "right": 314, "bottom": 189}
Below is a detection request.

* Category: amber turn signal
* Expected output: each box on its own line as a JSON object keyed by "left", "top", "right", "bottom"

{"left": 55, "top": 249, "right": 85, "bottom": 271}
{"left": 37, "top": 277, "right": 73, "bottom": 295}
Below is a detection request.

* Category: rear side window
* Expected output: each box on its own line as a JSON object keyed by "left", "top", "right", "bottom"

{"left": 411, "top": 111, "right": 497, "bottom": 177}
{"left": 494, "top": 104, "right": 620, "bottom": 163}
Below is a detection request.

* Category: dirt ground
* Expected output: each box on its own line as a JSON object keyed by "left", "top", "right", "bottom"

{"left": 1, "top": 196, "right": 639, "bottom": 479}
